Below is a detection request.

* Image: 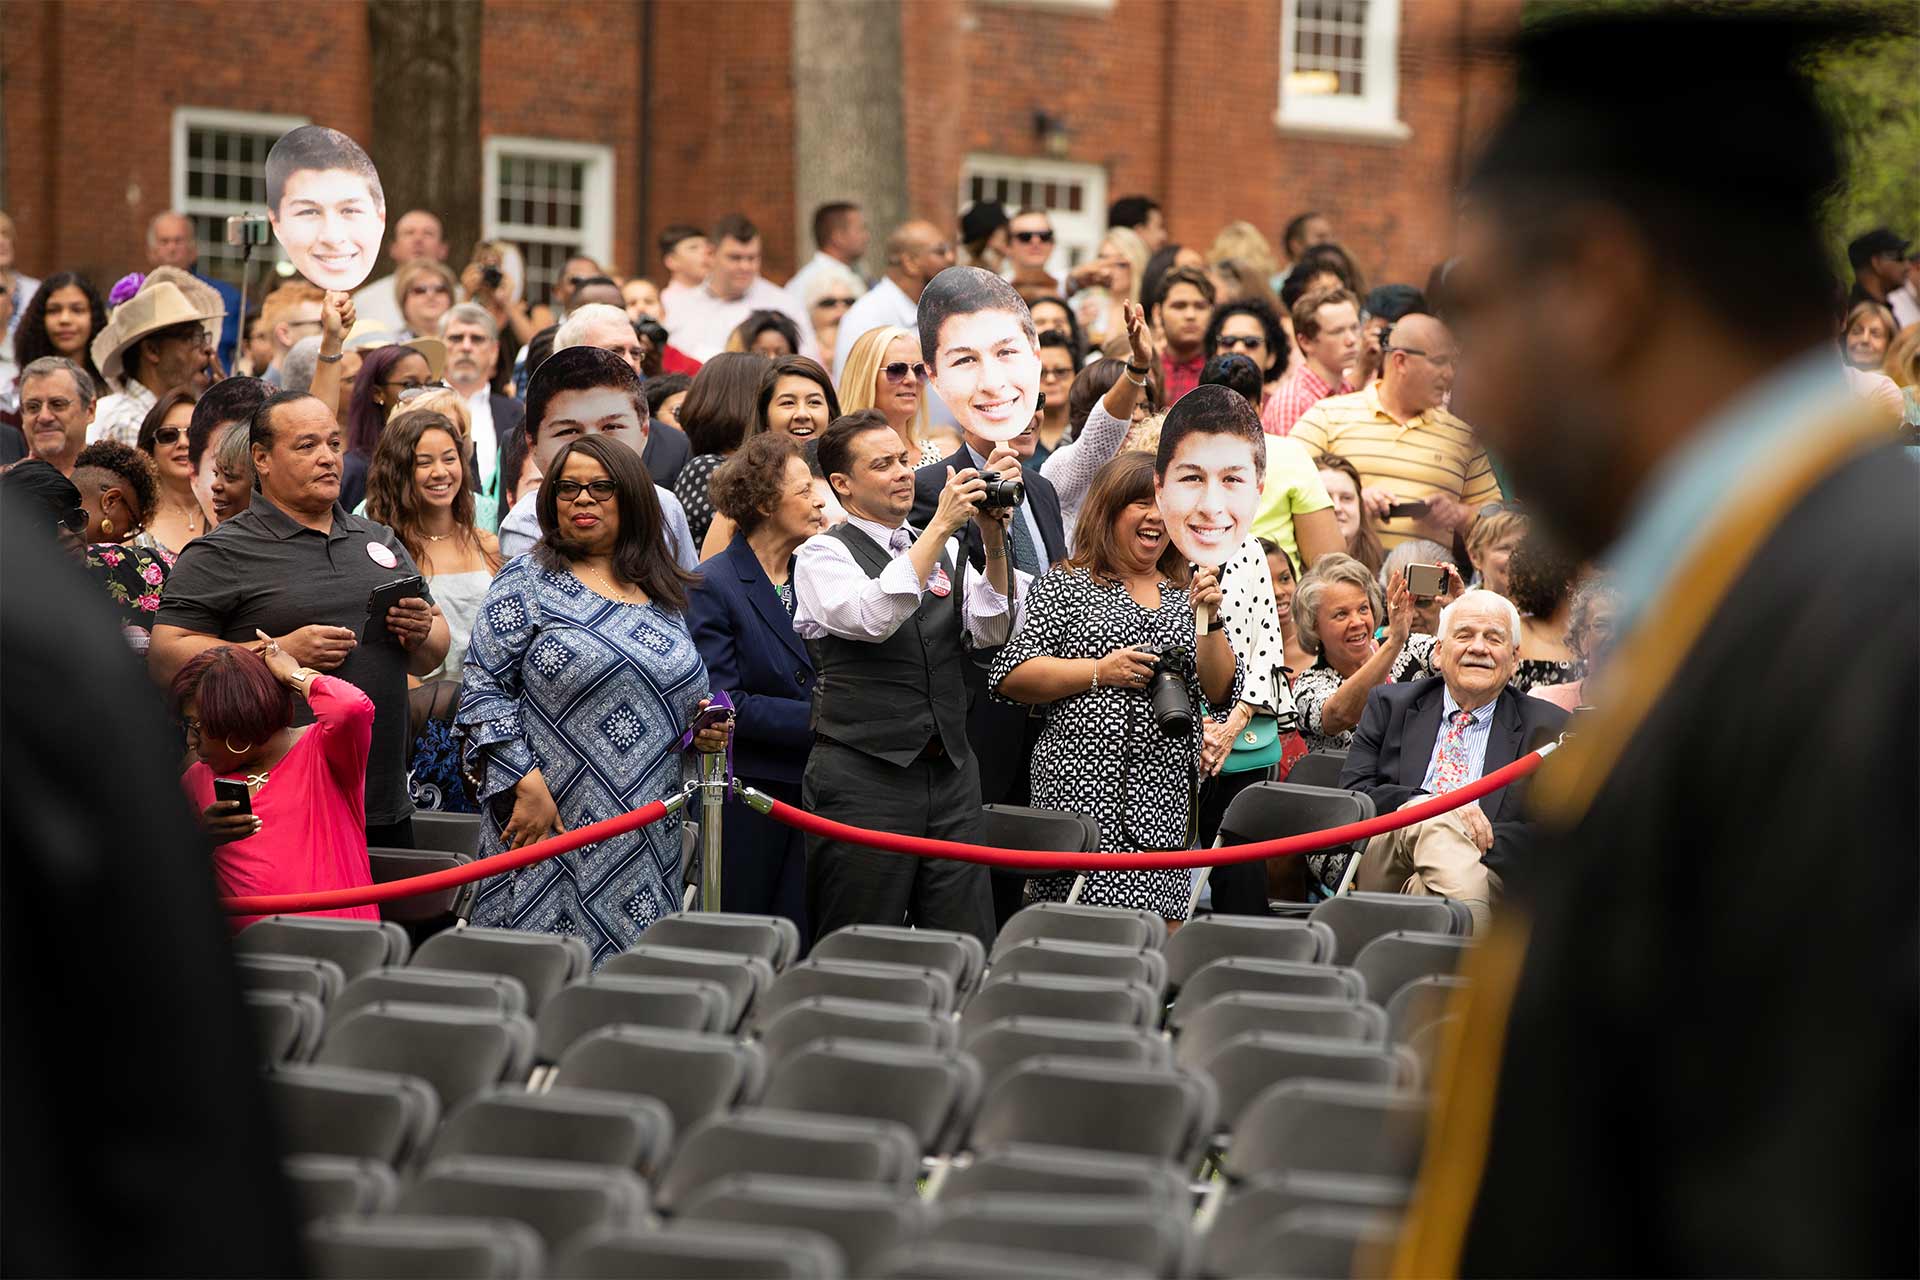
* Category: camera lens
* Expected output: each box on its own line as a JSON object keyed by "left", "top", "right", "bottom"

{"left": 1148, "top": 668, "right": 1191, "bottom": 737}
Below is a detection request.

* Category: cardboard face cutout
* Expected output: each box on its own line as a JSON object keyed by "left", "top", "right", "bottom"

{"left": 1154, "top": 384, "right": 1264, "bottom": 569}
{"left": 266, "top": 126, "right": 387, "bottom": 293}
{"left": 921, "top": 267, "right": 1042, "bottom": 444}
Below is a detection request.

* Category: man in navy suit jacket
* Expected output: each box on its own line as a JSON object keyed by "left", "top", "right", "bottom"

{"left": 1338, "top": 589, "right": 1568, "bottom": 929}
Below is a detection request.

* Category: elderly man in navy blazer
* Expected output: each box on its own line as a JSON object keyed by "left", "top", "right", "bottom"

{"left": 1338, "top": 588, "right": 1568, "bottom": 931}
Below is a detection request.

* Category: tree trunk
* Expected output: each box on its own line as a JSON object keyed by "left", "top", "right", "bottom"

{"left": 366, "top": 0, "right": 482, "bottom": 267}
{"left": 791, "top": 0, "right": 906, "bottom": 281}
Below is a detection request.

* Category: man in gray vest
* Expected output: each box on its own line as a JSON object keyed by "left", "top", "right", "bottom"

{"left": 792, "top": 408, "right": 1020, "bottom": 946}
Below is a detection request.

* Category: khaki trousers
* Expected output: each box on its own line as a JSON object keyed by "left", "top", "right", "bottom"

{"left": 1354, "top": 809, "right": 1502, "bottom": 933}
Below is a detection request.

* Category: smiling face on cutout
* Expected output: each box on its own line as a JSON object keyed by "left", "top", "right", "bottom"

{"left": 1152, "top": 384, "right": 1265, "bottom": 569}
{"left": 928, "top": 307, "right": 1041, "bottom": 443}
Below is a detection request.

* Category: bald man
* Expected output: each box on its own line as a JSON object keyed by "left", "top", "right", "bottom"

{"left": 147, "top": 211, "right": 241, "bottom": 371}
{"left": 832, "top": 219, "right": 957, "bottom": 381}
{"left": 1289, "top": 312, "right": 1504, "bottom": 548}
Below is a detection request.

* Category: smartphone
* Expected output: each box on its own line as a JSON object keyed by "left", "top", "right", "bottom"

{"left": 362, "top": 574, "right": 427, "bottom": 644}
{"left": 1386, "top": 500, "right": 1430, "bottom": 520}
{"left": 1405, "top": 563, "right": 1449, "bottom": 598}
{"left": 214, "top": 777, "right": 253, "bottom": 816}
{"left": 225, "top": 213, "right": 272, "bottom": 247}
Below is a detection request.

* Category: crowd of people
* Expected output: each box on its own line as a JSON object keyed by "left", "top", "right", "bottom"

{"left": 1, "top": 180, "right": 1912, "bottom": 958}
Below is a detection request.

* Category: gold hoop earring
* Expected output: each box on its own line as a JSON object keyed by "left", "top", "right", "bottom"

{"left": 225, "top": 737, "right": 254, "bottom": 755}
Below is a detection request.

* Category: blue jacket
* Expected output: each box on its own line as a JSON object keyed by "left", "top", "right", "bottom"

{"left": 686, "top": 534, "right": 815, "bottom": 784}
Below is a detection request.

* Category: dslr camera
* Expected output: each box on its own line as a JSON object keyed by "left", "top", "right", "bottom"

{"left": 979, "top": 473, "right": 1025, "bottom": 511}
{"left": 1132, "top": 642, "right": 1195, "bottom": 737}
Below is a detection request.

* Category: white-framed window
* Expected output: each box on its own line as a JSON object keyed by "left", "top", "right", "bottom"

{"left": 958, "top": 155, "right": 1108, "bottom": 278}
{"left": 482, "top": 136, "right": 614, "bottom": 308}
{"left": 171, "top": 106, "right": 309, "bottom": 287}
{"left": 1276, "top": 0, "right": 1408, "bottom": 140}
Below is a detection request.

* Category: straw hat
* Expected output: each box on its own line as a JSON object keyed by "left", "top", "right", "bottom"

{"left": 91, "top": 266, "right": 226, "bottom": 385}
{"left": 342, "top": 317, "right": 446, "bottom": 381}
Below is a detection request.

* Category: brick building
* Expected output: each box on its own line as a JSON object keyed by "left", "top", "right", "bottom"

{"left": 2, "top": 0, "right": 1518, "bottom": 307}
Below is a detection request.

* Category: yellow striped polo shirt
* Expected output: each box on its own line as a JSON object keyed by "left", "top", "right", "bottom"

{"left": 1290, "top": 385, "right": 1504, "bottom": 547}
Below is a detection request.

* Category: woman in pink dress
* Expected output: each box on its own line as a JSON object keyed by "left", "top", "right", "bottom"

{"left": 172, "top": 633, "right": 378, "bottom": 930}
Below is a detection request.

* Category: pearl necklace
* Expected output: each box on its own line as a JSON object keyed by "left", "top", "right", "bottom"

{"left": 580, "top": 561, "right": 637, "bottom": 602}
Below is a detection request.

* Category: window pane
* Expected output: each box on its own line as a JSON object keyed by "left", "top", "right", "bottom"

{"left": 1292, "top": 0, "right": 1368, "bottom": 97}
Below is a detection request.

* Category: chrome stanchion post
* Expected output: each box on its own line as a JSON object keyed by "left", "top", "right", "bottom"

{"left": 697, "top": 752, "right": 726, "bottom": 912}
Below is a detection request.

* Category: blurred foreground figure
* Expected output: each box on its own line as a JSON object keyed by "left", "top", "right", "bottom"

{"left": 1398, "top": 8, "right": 1918, "bottom": 1276}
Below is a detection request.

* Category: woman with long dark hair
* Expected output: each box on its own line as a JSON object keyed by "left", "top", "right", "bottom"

{"left": 672, "top": 351, "right": 771, "bottom": 545}
{"left": 13, "top": 271, "right": 108, "bottom": 389}
{"left": 342, "top": 342, "right": 440, "bottom": 511}
{"left": 456, "top": 433, "right": 731, "bottom": 965}
{"left": 701, "top": 355, "right": 842, "bottom": 558}
{"left": 135, "top": 387, "right": 211, "bottom": 555}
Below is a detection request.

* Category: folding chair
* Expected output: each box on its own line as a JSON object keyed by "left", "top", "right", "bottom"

{"left": 366, "top": 848, "right": 474, "bottom": 935}
{"left": 961, "top": 1016, "right": 1170, "bottom": 1090}
{"left": 812, "top": 925, "right": 986, "bottom": 996}
{"left": 1175, "top": 993, "right": 1387, "bottom": 1070}
{"left": 267, "top": 1063, "right": 440, "bottom": 1167}
{"left": 925, "top": 1194, "right": 1194, "bottom": 1279}
{"left": 749, "top": 959, "right": 957, "bottom": 1031}
{"left": 1198, "top": 781, "right": 1376, "bottom": 915}
{"left": 1166, "top": 959, "right": 1364, "bottom": 1033}
{"left": 1219, "top": 1080, "right": 1426, "bottom": 1183}
{"left": 1405, "top": 1016, "right": 1460, "bottom": 1087}
{"left": 1308, "top": 892, "right": 1467, "bottom": 967}
{"left": 1283, "top": 750, "right": 1349, "bottom": 790}
{"left": 966, "top": 1057, "right": 1216, "bottom": 1164}
{"left": 314, "top": 1002, "right": 535, "bottom": 1110}
{"left": 938, "top": 1147, "right": 1190, "bottom": 1209}
{"left": 756, "top": 996, "right": 958, "bottom": 1066}
{"left": 677, "top": 1174, "right": 929, "bottom": 1278}
{"left": 1200, "top": 1170, "right": 1410, "bottom": 1278}
{"left": 986, "top": 939, "right": 1168, "bottom": 998}
{"left": 235, "top": 953, "right": 344, "bottom": 1004}
{"left": 1352, "top": 931, "right": 1474, "bottom": 1006}
{"left": 411, "top": 927, "right": 591, "bottom": 1015}
{"left": 656, "top": 1111, "right": 922, "bottom": 1213}
{"left": 549, "top": 1026, "right": 765, "bottom": 1137}
{"left": 1240, "top": 1206, "right": 1402, "bottom": 1279}
{"left": 305, "top": 1214, "right": 543, "bottom": 1280}
{"left": 533, "top": 974, "right": 732, "bottom": 1066}
{"left": 557, "top": 1222, "right": 845, "bottom": 1279}
{"left": 1162, "top": 917, "right": 1336, "bottom": 991}
{"left": 976, "top": 804, "right": 1101, "bottom": 936}
{"left": 601, "top": 944, "right": 775, "bottom": 1030}
{"left": 328, "top": 967, "right": 527, "bottom": 1028}
{"left": 426, "top": 1087, "right": 675, "bottom": 1179}
{"left": 282, "top": 1155, "right": 396, "bottom": 1222}
{"left": 877, "top": 1242, "right": 1141, "bottom": 1279}
{"left": 1386, "top": 974, "right": 1469, "bottom": 1047}
{"left": 639, "top": 912, "right": 801, "bottom": 972}
{"left": 960, "top": 974, "right": 1159, "bottom": 1032}
{"left": 756, "top": 1040, "right": 983, "bottom": 1157}
{"left": 398, "top": 1154, "right": 649, "bottom": 1254}
{"left": 1196, "top": 1031, "right": 1416, "bottom": 1137}
{"left": 234, "top": 916, "right": 410, "bottom": 981}
{"left": 409, "top": 810, "right": 482, "bottom": 856}
{"left": 991, "top": 901, "right": 1166, "bottom": 958}
{"left": 244, "top": 989, "right": 324, "bottom": 1065}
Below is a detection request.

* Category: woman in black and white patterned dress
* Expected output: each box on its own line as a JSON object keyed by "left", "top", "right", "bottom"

{"left": 991, "top": 452, "right": 1240, "bottom": 921}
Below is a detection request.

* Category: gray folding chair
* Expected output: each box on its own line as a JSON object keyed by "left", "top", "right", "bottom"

{"left": 991, "top": 901, "right": 1166, "bottom": 958}
{"left": 1200, "top": 781, "right": 1376, "bottom": 912}
{"left": 750, "top": 959, "right": 958, "bottom": 1030}
{"left": 235, "top": 916, "right": 410, "bottom": 981}
{"left": 639, "top": 911, "right": 802, "bottom": 971}
{"left": 1405, "top": 1016, "right": 1460, "bottom": 1087}
{"left": 426, "top": 1087, "right": 675, "bottom": 1178}
{"left": 756, "top": 996, "right": 957, "bottom": 1066}
{"left": 1284, "top": 750, "right": 1350, "bottom": 790}
{"left": 411, "top": 927, "right": 591, "bottom": 1015}
{"left": 925, "top": 1194, "right": 1193, "bottom": 1279}
{"left": 1308, "top": 891, "right": 1467, "bottom": 967}
{"left": 305, "top": 1214, "right": 543, "bottom": 1280}
{"left": 366, "top": 848, "right": 474, "bottom": 932}
{"left": 1197, "top": 1031, "right": 1416, "bottom": 1137}
{"left": 677, "top": 1174, "right": 929, "bottom": 1278}
{"left": 601, "top": 944, "right": 775, "bottom": 1030}
{"left": 534, "top": 974, "right": 733, "bottom": 1063}
{"left": 410, "top": 810, "right": 482, "bottom": 856}
{"left": 245, "top": 989, "right": 324, "bottom": 1064}
{"left": 1175, "top": 993, "right": 1387, "bottom": 1070}
{"left": 282, "top": 1155, "right": 397, "bottom": 1222}
{"left": 1162, "top": 917, "right": 1336, "bottom": 990}
{"left": 1352, "top": 931, "right": 1474, "bottom": 1006}
{"left": 961, "top": 1016, "right": 1171, "bottom": 1090}
{"left": 398, "top": 1155, "right": 649, "bottom": 1254}
{"left": 657, "top": 1111, "right": 922, "bottom": 1213}
{"left": 756, "top": 1040, "right": 983, "bottom": 1156}
{"left": 812, "top": 925, "right": 986, "bottom": 996}
{"left": 938, "top": 1147, "right": 1190, "bottom": 1210}
{"left": 557, "top": 1222, "right": 845, "bottom": 1279}
{"left": 314, "top": 1002, "right": 535, "bottom": 1110}
{"left": 986, "top": 939, "right": 1168, "bottom": 998}
{"left": 960, "top": 973, "right": 1159, "bottom": 1032}
{"left": 1240, "top": 1206, "right": 1402, "bottom": 1279}
{"left": 267, "top": 1063, "right": 440, "bottom": 1167}
{"left": 550, "top": 1026, "right": 765, "bottom": 1137}
{"left": 878, "top": 1242, "right": 1144, "bottom": 1279}
{"left": 1219, "top": 1080, "right": 1427, "bottom": 1183}
{"left": 977, "top": 804, "right": 1101, "bottom": 934}
{"left": 235, "top": 953, "right": 344, "bottom": 1004}
{"left": 1386, "top": 974, "right": 1470, "bottom": 1047}
{"left": 1167, "top": 959, "right": 1364, "bottom": 1033}
{"left": 329, "top": 967, "right": 527, "bottom": 1028}
{"left": 1200, "top": 1170, "right": 1410, "bottom": 1278}
{"left": 966, "top": 1057, "right": 1216, "bottom": 1164}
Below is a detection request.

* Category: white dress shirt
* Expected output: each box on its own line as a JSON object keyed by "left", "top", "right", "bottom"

{"left": 964, "top": 443, "right": 1050, "bottom": 569}
{"left": 1890, "top": 283, "right": 1920, "bottom": 331}
{"left": 1040, "top": 399, "right": 1130, "bottom": 554}
{"left": 463, "top": 384, "right": 500, "bottom": 495}
{"left": 351, "top": 272, "right": 404, "bottom": 333}
{"left": 1419, "top": 689, "right": 1498, "bottom": 794}
{"left": 830, "top": 275, "right": 920, "bottom": 383}
{"left": 664, "top": 277, "right": 819, "bottom": 363}
{"left": 793, "top": 514, "right": 1023, "bottom": 648}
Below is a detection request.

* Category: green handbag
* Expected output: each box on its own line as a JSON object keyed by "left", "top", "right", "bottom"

{"left": 1222, "top": 713, "right": 1283, "bottom": 773}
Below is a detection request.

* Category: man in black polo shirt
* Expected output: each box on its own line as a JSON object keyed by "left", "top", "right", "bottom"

{"left": 152, "top": 391, "right": 449, "bottom": 848}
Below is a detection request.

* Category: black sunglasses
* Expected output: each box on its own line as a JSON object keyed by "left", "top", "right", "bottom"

{"left": 58, "top": 506, "right": 88, "bottom": 534}
{"left": 882, "top": 361, "right": 930, "bottom": 383}
{"left": 1012, "top": 230, "right": 1055, "bottom": 245}
{"left": 151, "top": 426, "right": 187, "bottom": 446}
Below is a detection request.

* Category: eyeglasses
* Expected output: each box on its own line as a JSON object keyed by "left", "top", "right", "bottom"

{"left": 1012, "top": 230, "right": 1055, "bottom": 245}
{"left": 1472, "top": 501, "right": 1527, "bottom": 523}
{"left": 817, "top": 297, "right": 856, "bottom": 310}
{"left": 565, "top": 274, "right": 593, "bottom": 288}
{"left": 1216, "top": 334, "right": 1266, "bottom": 352}
{"left": 180, "top": 716, "right": 202, "bottom": 743}
{"left": 1385, "top": 346, "right": 1458, "bottom": 371}
{"left": 408, "top": 283, "right": 453, "bottom": 298}
{"left": 152, "top": 426, "right": 186, "bottom": 446}
{"left": 58, "top": 506, "right": 88, "bottom": 534}
{"left": 1040, "top": 365, "right": 1073, "bottom": 381}
{"left": 554, "top": 479, "right": 618, "bottom": 501}
{"left": 881, "top": 361, "right": 930, "bottom": 383}
{"left": 22, "top": 397, "right": 77, "bottom": 416}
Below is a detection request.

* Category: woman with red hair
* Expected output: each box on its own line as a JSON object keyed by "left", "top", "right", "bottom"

{"left": 171, "top": 635, "right": 378, "bottom": 929}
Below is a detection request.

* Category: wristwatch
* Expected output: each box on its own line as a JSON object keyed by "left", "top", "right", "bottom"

{"left": 287, "top": 667, "right": 319, "bottom": 690}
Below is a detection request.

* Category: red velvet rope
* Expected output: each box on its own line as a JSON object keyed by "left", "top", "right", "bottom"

{"left": 751, "top": 746, "right": 1552, "bottom": 872}
{"left": 217, "top": 796, "right": 676, "bottom": 915}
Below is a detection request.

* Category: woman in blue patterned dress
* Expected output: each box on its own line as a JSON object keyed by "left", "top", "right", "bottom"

{"left": 458, "top": 434, "right": 731, "bottom": 965}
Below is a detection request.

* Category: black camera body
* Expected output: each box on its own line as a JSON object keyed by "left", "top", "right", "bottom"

{"left": 479, "top": 264, "right": 504, "bottom": 290}
{"left": 979, "top": 474, "right": 1025, "bottom": 511}
{"left": 1133, "top": 642, "right": 1195, "bottom": 737}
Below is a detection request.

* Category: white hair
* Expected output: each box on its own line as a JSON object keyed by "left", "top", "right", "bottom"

{"left": 803, "top": 262, "right": 865, "bottom": 309}
{"left": 1437, "top": 588, "right": 1522, "bottom": 647}
{"left": 440, "top": 302, "right": 498, "bottom": 342}
{"left": 1378, "top": 539, "right": 1454, "bottom": 591}
{"left": 553, "top": 303, "right": 632, "bottom": 352}
{"left": 280, "top": 335, "right": 323, "bottom": 395}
